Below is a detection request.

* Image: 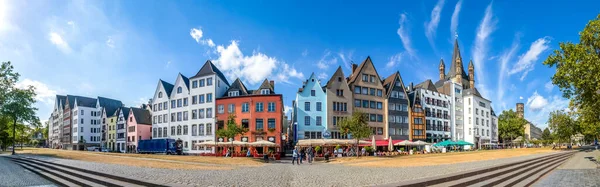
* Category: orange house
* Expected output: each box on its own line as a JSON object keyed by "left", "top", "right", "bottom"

{"left": 215, "top": 78, "right": 284, "bottom": 155}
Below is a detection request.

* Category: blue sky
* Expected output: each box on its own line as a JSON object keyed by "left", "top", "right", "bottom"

{"left": 1, "top": 0, "right": 598, "bottom": 129}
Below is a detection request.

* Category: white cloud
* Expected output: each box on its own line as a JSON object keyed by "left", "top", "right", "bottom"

{"left": 317, "top": 72, "right": 327, "bottom": 80}
{"left": 284, "top": 105, "right": 293, "bottom": 116}
{"left": 471, "top": 2, "right": 496, "bottom": 84}
{"left": 316, "top": 50, "right": 338, "bottom": 70}
{"left": 275, "top": 63, "right": 305, "bottom": 84}
{"left": 48, "top": 32, "right": 71, "bottom": 54}
{"left": 302, "top": 49, "right": 308, "bottom": 57}
{"left": 165, "top": 61, "right": 172, "bottom": 69}
{"left": 190, "top": 27, "right": 215, "bottom": 47}
{"left": 67, "top": 21, "right": 74, "bottom": 27}
{"left": 397, "top": 13, "right": 416, "bottom": 58}
{"left": 386, "top": 53, "right": 403, "bottom": 68}
{"left": 526, "top": 91, "right": 549, "bottom": 111}
{"left": 338, "top": 50, "right": 354, "bottom": 71}
{"left": 425, "top": 0, "right": 445, "bottom": 48}
{"left": 526, "top": 94, "right": 570, "bottom": 129}
{"left": 519, "top": 96, "right": 524, "bottom": 100}
{"left": 544, "top": 81, "right": 553, "bottom": 92}
{"left": 105, "top": 36, "right": 114, "bottom": 48}
{"left": 496, "top": 36, "right": 520, "bottom": 107}
{"left": 508, "top": 37, "right": 551, "bottom": 80}
{"left": 450, "top": 0, "right": 462, "bottom": 40}
{"left": 15, "top": 79, "right": 62, "bottom": 106}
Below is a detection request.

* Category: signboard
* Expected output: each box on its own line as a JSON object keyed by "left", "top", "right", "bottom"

{"left": 218, "top": 137, "right": 224, "bottom": 142}
{"left": 293, "top": 122, "right": 298, "bottom": 142}
{"left": 268, "top": 136, "right": 275, "bottom": 142}
{"left": 242, "top": 137, "right": 248, "bottom": 142}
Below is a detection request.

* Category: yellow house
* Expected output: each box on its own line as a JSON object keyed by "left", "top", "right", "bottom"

{"left": 107, "top": 111, "right": 119, "bottom": 151}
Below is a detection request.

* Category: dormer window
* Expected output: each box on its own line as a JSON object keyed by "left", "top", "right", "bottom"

{"left": 177, "top": 87, "right": 182, "bottom": 93}
{"left": 261, "top": 89, "right": 270, "bottom": 95}
{"left": 158, "top": 92, "right": 163, "bottom": 98}
{"left": 395, "top": 81, "right": 401, "bottom": 87}
{"left": 338, "top": 77, "right": 342, "bottom": 82}
{"left": 229, "top": 91, "right": 240, "bottom": 97}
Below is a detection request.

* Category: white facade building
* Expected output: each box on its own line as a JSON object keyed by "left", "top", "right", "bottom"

{"left": 150, "top": 60, "right": 230, "bottom": 154}
{"left": 71, "top": 97, "right": 102, "bottom": 150}
{"left": 48, "top": 95, "right": 66, "bottom": 148}
{"left": 115, "top": 107, "right": 130, "bottom": 152}
{"left": 412, "top": 80, "right": 452, "bottom": 143}
{"left": 463, "top": 92, "right": 494, "bottom": 148}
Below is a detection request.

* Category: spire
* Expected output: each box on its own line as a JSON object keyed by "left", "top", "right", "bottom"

{"left": 439, "top": 59, "right": 445, "bottom": 80}
{"left": 469, "top": 59, "right": 475, "bottom": 88}
{"left": 447, "top": 39, "right": 468, "bottom": 80}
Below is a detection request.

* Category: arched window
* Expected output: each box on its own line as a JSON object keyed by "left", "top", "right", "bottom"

{"left": 177, "top": 87, "right": 182, "bottom": 93}
{"left": 158, "top": 92, "right": 163, "bottom": 98}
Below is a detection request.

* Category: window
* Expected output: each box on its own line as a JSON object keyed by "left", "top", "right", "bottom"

{"left": 469, "top": 128, "right": 472, "bottom": 135}
{"left": 192, "top": 96, "right": 197, "bottom": 104}
{"left": 184, "top": 141, "right": 188, "bottom": 149}
{"left": 183, "top": 98, "right": 188, "bottom": 106}
{"left": 370, "top": 101, "right": 375, "bottom": 109}
{"left": 158, "top": 92, "right": 163, "bottom": 98}
{"left": 362, "top": 74, "right": 368, "bottom": 82}
{"left": 153, "top": 104, "right": 157, "bottom": 112}
{"left": 370, "top": 114, "right": 376, "bottom": 121}
{"left": 192, "top": 140, "right": 197, "bottom": 150}
{"left": 242, "top": 103, "right": 249, "bottom": 112}
{"left": 171, "top": 113, "right": 175, "bottom": 122}
{"left": 336, "top": 89, "right": 344, "bottom": 96}
{"left": 183, "top": 111, "right": 188, "bottom": 121}
{"left": 362, "top": 100, "right": 369, "bottom": 108}
{"left": 199, "top": 109, "right": 205, "bottom": 118}
{"left": 163, "top": 127, "right": 167, "bottom": 137}
{"left": 377, "top": 115, "right": 383, "bottom": 122}
{"left": 171, "top": 126, "right": 175, "bottom": 136}
{"left": 183, "top": 125, "right": 188, "bottom": 135}
{"left": 206, "top": 108, "right": 212, "bottom": 118}
{"left": 377, "top": 127, "right": 383, "bottom": 135}
{"left": 155, "top": 128, "right": 159, "bottom": 138}
{"left": 242, "top": 119, "right": 249, "bottom": 129}
{"left": 304, "top": 116, "right": 310, "bottom": 126}
{"left": 171, "top": 100, "right": 176, "bottom": 108}
{"left": 153, "top": 116, "right": 157, "bottom": 124}
{"left": 177, "top": 86, "right": 182, "bottom": 93}
{"left": 207, "top": 93, "right": 212, "bottom": 102}
{"left": 316, "top": 102, "right": 322, "bottom": 111}
{"left": 468, "top": 107, "right": 471, "bottom": 114}
{"left": 192, "top": 80, "right": 198, "bottom": 88}
{"left": 370, "top": 75, "right": 376, "bottom": 83}
{"left": 316, "top": 116, "right": 322, "bottom": 126}
{"left": 355, "top": 99, "right": 361, "bottom": 107}
{"left": 199, "top": 124, "right": 205, "bottom": 136}
{"left": 228, "top": 104, "right": 235, "bottom": 113}
{"left": 192, "top": 110, "right": 197, "bottom": 119}
{"left": 304, "top": 102, "right": 310, "bottom": 111}
{"left": 218, "top": 105, "right": 224, "bottom": 114}
{"left": 476, "top": 117, "right": 479, "bottom": 125}
{"left": 199, "top": 79, "right": 205, "bottom": 87}
{"left": 176, "top": 99, "right": 182, "bottom": 107}
{"left": 414, "top": 118, "right": 423, "bottom": 124}
{"left": 199, "top": 94, "right": 205, "bottom": 103}
{"left": 177, "top": 125, "right": 182, "bottom": 135}
{"left": 268, "top": 102, "right": 275, "bottom": 112}
{"left": 81, "top": 118, "right": 84, "bottom": 124}
{"left": 311, "top": 90, "right": 316, "bottom": 96}
{"left": 207, "top": 78, "right": 213, "bottom": 86}
{"left": 377, "top": 102, "right": 382, "bottom": 109}
{"left": 256, "top": 102, "right": 264, "bottom": 112}
{"left": 163, "top": 101, "right": 168, "bottom": 109}
{"left": 261, "top": 89, "right": 270, "bottom": 94}
{"left": 362, "top": 87, "right": 368, "bottom": 95}
{"left": 377, "top": 89, "right": 382, "bottom": 97}
{"left": 268, "top": 118, "right": 275, "bottom": 129}
{"left": 476, "top": 108, "right": 479, "bottom": 115}
{"left": 370, "top": 88, "right": 375, "bottom": 96}
{"left": 354, "top": 86, "right": 361, "bottom": 94}
{"left": 228, "top": 91, "right": 239, "bottom": 97}
{"left": 256, "top": 119, "right": 264, "bottom": 130}
{"left": 158, "top": 103, "right": 162, "bottom": 111}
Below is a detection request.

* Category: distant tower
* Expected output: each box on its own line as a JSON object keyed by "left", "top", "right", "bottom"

{"left": 516, "top": 103, "right": 524, "bottom": 118}
{"left": 468, "top": 60, "right": 475, "bottom": 89}
{"left": 439, "top": 59, "right": 445, "bottom": 80}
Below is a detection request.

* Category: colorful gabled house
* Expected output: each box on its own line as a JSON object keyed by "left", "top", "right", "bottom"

{"left": 294, "top": 73, "right": 327, "bottom": 141}
{"left": 127, "top": 107, "right": 153, "bottom": 152}
{"left": 382, "top": 71, "right": 410, "bottom": 141}
{"left": 325, "top": 66, "right": 353, "bottom": 139}
{"left": 347, "top": 57, "right": 386, "bottom": 140}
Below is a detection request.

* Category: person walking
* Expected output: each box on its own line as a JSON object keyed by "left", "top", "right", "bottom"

{"left": 292, "top": 147, "right": 299, "bottom": 165}
{"left": 246, "top": 149, "right": 251, "bottom": 157}
{"left": 300, "top": 148, "right": 305, "bottom": 164}
{"left": 307, "top": 147, "right": 314, "bottom": 164}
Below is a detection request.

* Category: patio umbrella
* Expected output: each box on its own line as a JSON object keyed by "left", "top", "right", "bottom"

{"left": 388, "top": 137, "right": 394, "bottom": 151}
{"left": 394, "top": 140, "right": 410, "bottom": 146}
{"left": 248, "top": 140, "right": 278, "bottom": 147}
{"left": 455, "top": 140, "right": 474, "bottom": 146}
{"left": 413, "top": 140, "right": 431, "bottom": 146}
{"left": 195, "top": 140, "right": 217, "bottom": 147}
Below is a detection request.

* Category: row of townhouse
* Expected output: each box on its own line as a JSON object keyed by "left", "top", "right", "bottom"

{"left": 292, "top": 39, "right": 499, "bottom": 148}
{"left": 148, "top": 60, "right": 284, "bottom": 154}
{"left": 48, "top": 95, "right": 153, "bottom": 153}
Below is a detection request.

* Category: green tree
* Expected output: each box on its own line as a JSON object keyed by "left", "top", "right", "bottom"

{"left": 541, "top": 128, "right": 552, "bottom": 145}
{"left": 548, "top": 110, "right": 577, "bottom": 146}
{"left": 216, "top": 114, "right": 248, "bottom": 155}
{"left": 0, "top": 61, "right": 39, "bottom": 155}
{"left": 543, "top": 14, "right": 600, "bottom": 141}
{"left": 339, "top": 110, "right": 371, "bottom": 157}
{"left": 498, "top": 109, "right": 526, "bottom": 147}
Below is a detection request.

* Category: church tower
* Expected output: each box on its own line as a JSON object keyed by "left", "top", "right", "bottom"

{"left": 439, "top": 59, "right": 445, "bottom": 80}
{"left": 468, "top": 60, "right": 475, "bottom": 89}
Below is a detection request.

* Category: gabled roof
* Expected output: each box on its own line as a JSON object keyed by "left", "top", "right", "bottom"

{"left": 414, "top": 79, "right": 438, "bottom": 92}
{"left": 180, "top": 73, "right": 190, "bottom": 90}
{"left": 117, "top": 107, "right": 130, "bottom": 119}
{"left": 382, "top": 72, "right": 398, "bottom": 98}
{"left": 347, "top": 56, "right": 383, "bottom": 85}
{"left": 225, "top": 78, "right": 250, "bottom": 97}
{"left": 97, "top": 97, "right": 123, "bottom": 117}
{"left": 191, "top": 60, "right": 230, "bottom": 86}
{"left": 447, "top": 39, "right": 469, "bottom": 80}
{"left": 253, "top": 79, "right": 275, "bottom": 94}
{"left": 130, "top": 107, "right": 152, "bottom": 125}
{"left": 74, "top": 96, "right": 97, "bottom": 108}
{"left": 464, "top": 88, "right": 483, "bottom": 98}
{"left": 159, "top": 80, "right": 174, "bottom": 97}
{"left": 56, "top": 95, "right": 66, "bottom": 110}
{"left": 325, "top": 66, "right": 348, "bottom": 89}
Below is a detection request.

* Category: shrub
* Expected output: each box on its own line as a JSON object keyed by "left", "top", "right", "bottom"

{"left": 315, "top": 146, "right": 322, "bottom": 153}
{"left": 335, "top": 145, "right": 341, "bottom": 150}
{"left": 400, "top": 147, "right": 405, "bottom": 151}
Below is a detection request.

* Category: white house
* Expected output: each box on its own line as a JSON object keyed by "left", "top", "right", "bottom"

{"left": 70, "top": 96, "right": 101, "bottom": 150}
{"left": 115, "top": 107, "right": 130, "bottom": 153}
{"left": 463, "top": 90, "right": 494, "bottom": 149}
{"left": 412, "top": 80, "right": 452, "bottom": 143}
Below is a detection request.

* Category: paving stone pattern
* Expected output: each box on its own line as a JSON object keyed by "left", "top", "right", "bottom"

{"left": 0, "top": 156, "right": 54, "bottom": 187}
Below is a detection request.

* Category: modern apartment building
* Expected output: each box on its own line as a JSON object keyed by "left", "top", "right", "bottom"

{"left": 71, "top": 96, "right": 101, "bottom": 150}
{"left": 215, "top": 78, "right": 284, "bottom": 154}
{"left": 382, "top": 71, "right": 410, "bottom": 140}
{"left": 325, "top": 66, "right": 353, "bottom": 139}
{"left": 412, "top": 80, "right": 452, "bottom": 143}
{"left": 127, "top": 107, "right": 153, "bottom": 152}
{"left": 347, "top": 57, "right": 386, "bottom": 140}
{"left": 150, "top": 60, "right": 230, "bottom": 154}
{"left": 294, "top": 73, "right": 327, "bottom": 141}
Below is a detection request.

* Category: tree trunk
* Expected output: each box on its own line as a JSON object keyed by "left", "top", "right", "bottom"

{"left": 12, "top": 117, "right": 16, "bottom": 155}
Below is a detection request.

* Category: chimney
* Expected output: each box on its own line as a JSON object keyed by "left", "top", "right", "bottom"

{"left": 351, "top": 63, "right": 358, "bottom": 73}
{"left": 409, "top": 82, "right": 414, "bottom": 91}
{"left": 270, "top": 80, "right": 275, "bottom": 89}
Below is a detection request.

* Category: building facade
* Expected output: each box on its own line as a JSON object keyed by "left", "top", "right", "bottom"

{"left": 107, "top": 112, "right": 118, "bottom": 151}
{"left": 215, "top": 78, "right": 284, "bottom": 154}
{"left": 407, "top": 89, "right": 426, "bottom": 141}
{"left": 71, "top": 96, "right": 101, "bottom": 150}
{"left": 382, "top": 72, "right": 410, "bottom": 140}
{"left": 412, "top": 80, "right": 452, "bottom": 143}
{"left": 127, "top": 107, "right": 152, "bottom": 152}
{"left": 115, "top": 107, "right": 130, "bottom": 152}
{"left": 347, "top": 57, "right": 386, "bottom": 140}
{"left": 49, "top": 95, "right": 66, "bottom": 149}
{"left": 294, "top": 73, "right": 327, "bottom": 141}
{"left": 150, "top": 60, "right": 230, "bottom": 154}
{"left": 325, "top": 66, "right": 353, "bottom": 139}
{"left": 516, "top": 103, "right": 542, "bottom": 140}
{"left": 98, "top": 97, "right": 123, "bottom": 150}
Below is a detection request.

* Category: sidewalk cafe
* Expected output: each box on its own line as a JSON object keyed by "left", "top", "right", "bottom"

{"left": 194, "top": 140, "right": 281, "bottom": 159}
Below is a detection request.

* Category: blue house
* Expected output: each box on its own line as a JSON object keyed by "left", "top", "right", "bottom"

{"left": 294, "top": 73, "right": 327, "bottom": 141}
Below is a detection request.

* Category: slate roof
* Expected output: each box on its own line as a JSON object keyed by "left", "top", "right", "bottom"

{"left": 97, "top": 97, "right": 123, "bottom": 117}
{"left": 347, "top": 56, "right": 383, "bottom": 85}
{"left": 447, "top": 39, "right": 469, "bottom": 80}
{"left": 191, "top": 60, "right": 230, "bottom": 86}
{"left": 224, "top": 78, "right": 250, "bottom": 97}
{"left": 130, "top": 107, "right": 152, "bottom": 125}
{"left": 179, "top": 73, "right": 190, "bottom": 90}
{"left": 463, "top": 88, "right": 483, "bottom": 98}
{"left": 117, "top": 107, "right": 130, "bottom": 119}
{"left": 56, "top": 95, "right": 66, "bottom": 110}
{"left": 67, "top": 95, "right": 97, "bottom": 108}
{"left": 159, "top": 80, "right": 174, "bottom": 96}
{"left": 253, "top": 79, "right": 275, "bottom": 95}
{"left": 414, "top": 79, "right": 438, "bottom": 92}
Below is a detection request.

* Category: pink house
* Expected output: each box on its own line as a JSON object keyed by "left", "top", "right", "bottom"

{"left": 126, "top": 107, "right": 152, "bottom": 152}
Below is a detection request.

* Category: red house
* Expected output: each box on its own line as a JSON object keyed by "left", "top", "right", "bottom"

{"left": 215, "top": 78, "right": 284, "bottom": 156}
